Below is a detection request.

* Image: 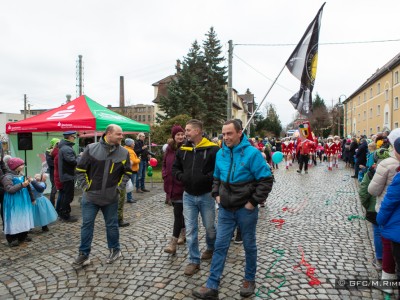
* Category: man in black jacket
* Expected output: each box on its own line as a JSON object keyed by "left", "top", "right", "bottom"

{"left": 58, "top": 131, "right": 78, "bottom": 222}
{"left": 172, "top": 119, "right": 219, "bottom": 276}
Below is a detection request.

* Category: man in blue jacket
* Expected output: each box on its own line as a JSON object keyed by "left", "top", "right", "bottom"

{"left": 193, "top": 120, "right": 274, "bottom": 299}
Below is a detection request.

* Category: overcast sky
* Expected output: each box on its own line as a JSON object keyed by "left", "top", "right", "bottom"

{"left": 1, "top": 0, "right": 400, "bottom": 127}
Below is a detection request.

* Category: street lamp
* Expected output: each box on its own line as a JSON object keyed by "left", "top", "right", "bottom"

{"left": 338, "top": 95, "right": 346, "bottom": 136}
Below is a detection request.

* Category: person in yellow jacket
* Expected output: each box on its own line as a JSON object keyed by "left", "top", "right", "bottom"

{"left": 117, "top": 138, "right": 140, "bottom": 228}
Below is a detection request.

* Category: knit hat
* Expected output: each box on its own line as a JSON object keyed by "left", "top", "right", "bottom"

{"left": 7, "top": 157, "right": 25, "bottom": 170}
{"left": 125, "top": 138, "right": 134, "bottom": 146}
{"left": 394, "top": 137, "right": 400, "bottom": 154}
{"left": 50, "top": 138, "right": 60, "bottom": 148}
{"left": 388, "top": 128, "right": 400, "bottom": 145}
{"left": 171, "top": 125, "right": 184, "bottom": 139}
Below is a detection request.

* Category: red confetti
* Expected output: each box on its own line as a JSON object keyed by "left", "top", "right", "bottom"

{"left": 293, "top": 246, "right": 321, "bottom": 286}
{"left": 270, "top": 218, "right": 285, "bottom": 229}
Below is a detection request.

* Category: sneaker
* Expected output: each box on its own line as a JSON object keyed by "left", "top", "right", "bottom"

{"left": 201, "top": 249, "right": 214, "bottom": 260}
{"left": 42, "top": 226, "right": 49, "bottom": 232}
{"left": 372, "top": 258, "right": 382, "bottom": 271}
{"left": 141, "top": 188, "right": 150, "bottom": 192}
{"left": 192, "top": 286, "right": 219, "bottom": 300}
{"left": 184, "top": 263, "right": 200, "bottom": 276}
{"left": 296, "top": 170, "right": 301, "bottom": 174}
{"left": 73, "top": 252, "right": 90, "bottom": 266}
{"left": 106, "top": 248, "right": 122, "bottom": 264}
{"left": 234, "top": 234, "right": 243, "bottom": 244}
{"left": 24, "top": 236, "right": 33, "bottom": 242}
{"left": 136, "top": 189, "right": 144, "bottom": 193}
{"left": 8, "top": 240, "right": 19, "bottom": 247}
{"left": 127, "top": 200, "right": 137, "bottom": 203}
{"left": 240, "top": 280, "right": 256, "bottom": 297}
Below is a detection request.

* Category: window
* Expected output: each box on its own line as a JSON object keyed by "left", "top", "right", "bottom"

{"left": 385, "top": 89, "right": 389, "bottom": 101}
{"left": 358, "top": 113, "right": 360, "bottom": 121}
{"left": 358, "top": 96, "right": 361, "bottom": 105}
{"left": 370, "top": 88, "right": 373, "bottom": 98}
{"left": 377, "top": 126, "right": 380, "bottom": 133}
{"left": 364, "top": 92, "right": 366, "bottom": 102}
{"left": 395, "top": 97, "right": 399, "bottom": 110}
{"left": 363, "top": 129, "right": 366, "bottom": 135}
{"left": 377, "top": 83, "right": 381, "bottom": 94}
{"left": 369, "top": 108, "right": 373, "bottom": 118}
{"left": 148, "top": 115, "right": 151, "bottom": 121}
{"left": 377, "top": 105, "right": 381, "bottom": 115}
{"left": 385, "top": 112, "right": 389, "bottom": 124}
{"left": 395, "top": 122, "right": 399, "bottom": 129}
{"left": 395, "top": 71, "right": 399, "bottom": 84}
{"left": 363, "top": 111, "right": 366, "bottom": 120}
{"left": 370, "top": 128, "right": 373, "bottom": 135}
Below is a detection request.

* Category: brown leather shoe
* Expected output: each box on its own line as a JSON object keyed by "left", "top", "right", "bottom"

{"left": 136, "top": 189, "right": 144, "bottom": 193}
{"left": 192, "top": 286, "right": 219, "bottom": 299}
{"left": 184, "top": 263, "right": 200, "bottom": 276}
{"left": 201, "top": 249, "right": 214, "bottom": 260}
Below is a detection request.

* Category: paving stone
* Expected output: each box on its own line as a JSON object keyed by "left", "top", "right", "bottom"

{"left": 0, "top": 165, "right": 392, "bottom": 299}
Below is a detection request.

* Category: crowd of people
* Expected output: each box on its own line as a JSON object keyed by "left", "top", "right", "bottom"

{"left": 1, "top": 122, "right": 399, "bottom": 299}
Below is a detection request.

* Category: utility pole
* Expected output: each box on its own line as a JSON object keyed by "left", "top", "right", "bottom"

{"left": 24, "top": 94, "right": 27, "bottom": 119}
{"left": 227, "top": 40, "right": 233, "bottom": 120}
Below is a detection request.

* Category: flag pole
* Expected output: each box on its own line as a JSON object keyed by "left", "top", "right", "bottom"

{"left": 244, "top": 64, "right": 286, "bottom": 131}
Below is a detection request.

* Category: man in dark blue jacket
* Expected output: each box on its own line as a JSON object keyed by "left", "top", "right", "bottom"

{"left": 352, "top": 137, "right": 368, "bottom": 178}
{"left": 193, "top": 120, "right": 274, "bottom": 299}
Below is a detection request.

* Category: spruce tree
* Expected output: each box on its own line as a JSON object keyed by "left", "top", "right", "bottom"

{"left": 202, "top": 27, "right": 227, "bottom": 133}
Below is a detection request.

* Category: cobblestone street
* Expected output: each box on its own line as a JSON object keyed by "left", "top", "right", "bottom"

{"left": 0, "top": 161, "right": 391, "bottom": 299}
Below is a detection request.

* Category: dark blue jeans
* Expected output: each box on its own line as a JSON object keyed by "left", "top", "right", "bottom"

{"left": 206, "top": 205, "right": 259, "bottom": 289}
{"left": 126, "top": 172, "right": 137, "bottom": 201}
{"left": 79, "top": 194, "right": 120, "bottom": 256}
{"left": 136, "top": 160, "right": 147, "bottom": 190}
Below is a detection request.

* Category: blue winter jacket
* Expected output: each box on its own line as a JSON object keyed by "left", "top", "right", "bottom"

{"left": 377, "top": 171, "right": 400, "bottom": 243}
{"left": 212, "top": 134, "right": 273, "bottom": 209}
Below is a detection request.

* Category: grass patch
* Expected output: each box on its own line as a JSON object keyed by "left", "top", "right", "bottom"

{"left": 145, "top": 168, "right": 163, "bottom": 183}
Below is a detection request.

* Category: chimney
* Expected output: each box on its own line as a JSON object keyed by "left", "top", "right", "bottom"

{"left": 120, "top": 76, "right": 125, "bottom": 108}
{"left": 66, "top": 94, "right": 72, "bottom": 102}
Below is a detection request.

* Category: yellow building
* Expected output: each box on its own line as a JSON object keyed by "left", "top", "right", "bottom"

{"left": 343, "top": 52, "right": 400, "bottom": 137}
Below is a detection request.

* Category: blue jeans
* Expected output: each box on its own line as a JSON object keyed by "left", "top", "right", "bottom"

{"left": 183, "top": 192, "right": 216, "bottom": 265}
{"left": 373, "top": 224, "right": 383, "bottom": 260}
{"left": 127, "top": 173, "right": 137, "bottom": 201}
{"left": 79, "top": 195, "right": 120, "bottom": 256}
{"left": 136, "top": 160, "right": 147, "bottom": 190}
{"left": 206, "top": 206, "right": 259, "bottom": 289}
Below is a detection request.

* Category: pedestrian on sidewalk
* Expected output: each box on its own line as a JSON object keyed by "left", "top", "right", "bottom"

{"left": 369, "top": 129, "right": 400, "bottom": 292}
{"left": 193, "top": 120, "right": 274, "bottom": 299}
{"left": 2, "top": 157, "right": 35, "bottom": 247}
{"left": 58, "top": 131, "right": 78, "bottom": 222}
{"left": 377, "top": 136, "right": 400, "bottom": 297}
{"left": 74, "top": 124, "right": 132, "bottom": 266}
{"left": 172, "top": 119, "right": 219, "bottom": 276}
{"left": 134, "top": 132, "right": 151, "bottom": 193}
{"left": 163, "top": 125, "right": 186, "bottom": 255}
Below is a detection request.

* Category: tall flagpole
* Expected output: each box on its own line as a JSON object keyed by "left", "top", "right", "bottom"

{"left": 244, "top": 64, "right": 286, "bottom": 131}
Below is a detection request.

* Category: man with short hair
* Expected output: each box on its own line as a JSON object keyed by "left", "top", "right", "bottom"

{"left": 193, "top": 120, "right": 274, "bottom": 299}
{"left": 74, "top": 124, "right": 132, "bottom": 266}
{"left": 134, "top": 132, "right": 150, "bottom": 193}
{"left": 58, "top": 131, "right": 78, "bottom": 222}
{"left": 172, "top": 119, "right": 219, "bottom": 276}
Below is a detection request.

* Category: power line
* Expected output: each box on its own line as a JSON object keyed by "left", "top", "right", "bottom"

{"left": 233, "top": 53, "right": 294, "bottom": 93}
{"left": 234, "top": 38, "right": 400, "bottom": 47}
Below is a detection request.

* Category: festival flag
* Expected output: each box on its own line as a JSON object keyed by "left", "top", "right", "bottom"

{"left": 286, "top": 3, "right": 325, "bottom": 116}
